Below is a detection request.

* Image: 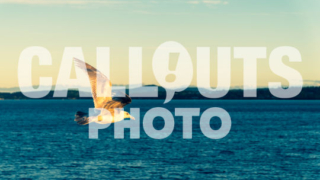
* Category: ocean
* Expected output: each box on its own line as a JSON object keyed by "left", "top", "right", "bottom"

{"left": 0, "top": 100, "right": 319, "bottom": 179}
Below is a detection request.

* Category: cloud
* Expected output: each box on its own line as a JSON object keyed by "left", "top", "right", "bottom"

{"left": 187, "top": 1, "right": 200, "bottom": 4}
{"left": 0, "top": 0, "right": 139, "bottom": 5}
{"left": 202, "top": 0, "right": 221, "bottom": 4}
{"left": 0, "top": 0, "right": 229, "bottom": 6}
{"left": 133, "top": 10, "right": 156, "bottom": 15}
{"left": 133, "top": 10, "right": 190, "bottom": 15}
{"left": 187, "top": 0, "right": 229, "bottom": 5}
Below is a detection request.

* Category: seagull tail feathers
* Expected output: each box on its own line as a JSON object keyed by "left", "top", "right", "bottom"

{"left": 75, "top": 111, "right": 90, "bottom": 125}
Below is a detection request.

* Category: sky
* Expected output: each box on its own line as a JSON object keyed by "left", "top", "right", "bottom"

{"left": 0, "top": 0, "right": 319, "bottom": 89}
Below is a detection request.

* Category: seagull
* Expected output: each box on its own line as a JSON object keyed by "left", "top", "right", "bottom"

{"left": 73, "top": 58, "right": 135, "bottom": 125}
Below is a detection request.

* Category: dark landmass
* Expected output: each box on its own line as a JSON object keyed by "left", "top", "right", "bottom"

{"left": 1, "top": 86, "right": 320, "bottom": 100}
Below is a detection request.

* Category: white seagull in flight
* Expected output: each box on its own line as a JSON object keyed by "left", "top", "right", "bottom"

{"left": 73, "top": 58, "right": 134, "bottom": 125}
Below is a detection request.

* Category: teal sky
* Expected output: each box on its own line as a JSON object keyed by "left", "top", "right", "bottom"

{"left": 0, "top": 0, "right": 319, "bottom": 88}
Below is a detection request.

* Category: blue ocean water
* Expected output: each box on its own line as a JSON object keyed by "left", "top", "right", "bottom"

{"left": 0, "top": 100, "right": 319, "bottom": 179}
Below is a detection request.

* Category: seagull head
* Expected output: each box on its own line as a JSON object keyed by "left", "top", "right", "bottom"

{"left": 124, "top": 111, "right": 135, "bottom": 120}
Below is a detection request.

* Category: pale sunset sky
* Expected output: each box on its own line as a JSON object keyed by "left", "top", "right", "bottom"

{"left": 0, "top": 0, "right": 319, "bottom": 89}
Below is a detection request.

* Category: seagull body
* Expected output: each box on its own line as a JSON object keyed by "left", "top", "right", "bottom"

{"left": 73, "top": 58, "right": 134, "bottom": 125}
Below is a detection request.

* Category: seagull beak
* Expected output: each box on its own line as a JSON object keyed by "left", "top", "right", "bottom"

{"left": 130, "top": 115, "right": 135, "bottom": 120}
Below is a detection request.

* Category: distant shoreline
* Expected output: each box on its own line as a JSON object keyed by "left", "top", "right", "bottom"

{"left": 1, "top": 86, "right": 320, "bottom": 100}
{"left": 1, "top": 99, "right": 320, "bottom": 101}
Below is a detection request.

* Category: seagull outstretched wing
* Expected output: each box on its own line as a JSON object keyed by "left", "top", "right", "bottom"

{"left": 73, "top": 58, "right": 131, "bottom": 111}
